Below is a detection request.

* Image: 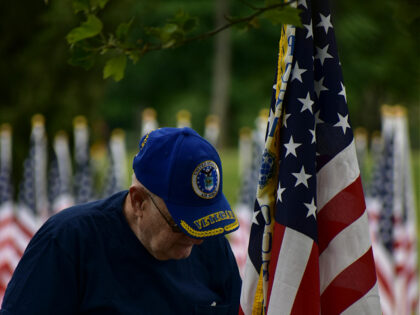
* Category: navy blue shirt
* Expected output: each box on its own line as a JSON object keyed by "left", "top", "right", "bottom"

{"left": 1, "top": 191, "right": 241, "bottom": 314}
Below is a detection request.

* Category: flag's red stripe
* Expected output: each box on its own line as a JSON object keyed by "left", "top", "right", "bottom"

{"left": 317, "top": 176, "right": 365, "bottom": 254}
{"left": 290, "top": 243, "right": 320, "bottom": 314}
{"left": 321, "top": 248, "right": 377, "bottom": 315}
{"left": 14, "top": 219, "right": 35, "bottom": 239}
{"left": 0, "top": 264, "right": 13, "bottom": 277}
{"left": 0, "top": 216, "right": 14, "bottom": 229}
{"left": 238, "top": 306, "right": 245, "bottom": 315}
{"left": 266, "top": 223, "right": 286, "bottom": 308}
{"left": 0, "top": 215, "right": 34, "bottom": 240}
{"left": 375, "top": 264, "right": 395, "bottom": 306}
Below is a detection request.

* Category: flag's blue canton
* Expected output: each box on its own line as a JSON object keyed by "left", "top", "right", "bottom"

{"left": 103, "top": 155, "right": 118, "bottom": 197}
{"left": 48, "top": 158, "right": 60, "bottom": 207}
{"left": 374, "top": 133, "right": 395, "bottom": 254}
{"left": 74, "top": 139, "right": 93, "bottom": 204}
{"left": 0, "top": 135, "right": 13, "bottom": 203}
{"left": 18, "top": 144, "right": 36, "bottom": 213}
{"left": 0, "top": 162, "right": 13, "bottom": 204}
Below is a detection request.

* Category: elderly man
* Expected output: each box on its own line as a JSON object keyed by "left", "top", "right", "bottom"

{"left": 1, "top": 127, "right": 241, "bottom": 314}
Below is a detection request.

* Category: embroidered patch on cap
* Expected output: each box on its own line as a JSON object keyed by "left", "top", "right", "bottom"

{"left": 192, "top": 160, "right": 220, "bottom": 199}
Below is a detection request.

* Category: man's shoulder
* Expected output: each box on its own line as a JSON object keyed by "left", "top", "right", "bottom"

{"left": 38, "top": 191, "right": 128, "bottom": 240}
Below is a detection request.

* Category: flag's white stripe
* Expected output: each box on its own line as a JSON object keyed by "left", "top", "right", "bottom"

{"left": 0, "top": 203, "right": 14, "bottom": 221}
{"left": 317, "top": 140, "right": 359, "bottom": 211}
{"left": 319, "top": 211, "right": 371, "bottom": 293}
{"left": 16, "top": 206, "right": 40, "bottom": 233}
{"left": 372, "top": 243, "right": 395, "bottom": 282}
{"left": 0, "top": 224, "right": 31, "bottom": 253}
{"left": 341, "top": 281, "right": 381, "bottom": 315}
{"left": 267, "top": 228, "right": 313, "bottom": 315}
{"left": 371, "top": 243, "right": 395, "bottom": 315}
{"left": 0, "top": 246, "right": 21, "bottom": 269}
{"left": 377, "top": 283, "right": 394, "bottom": 315}
{"left": 240, "top": 256, "right": 260, "bottom": 315}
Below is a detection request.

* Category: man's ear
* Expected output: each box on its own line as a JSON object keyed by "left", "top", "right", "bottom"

{"left": 129, "top": 186, "right": 148, "bottom": 214}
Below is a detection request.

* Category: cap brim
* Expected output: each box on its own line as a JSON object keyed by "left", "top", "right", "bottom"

{"left": 166, "top": 193, "right": 239, "bottom": 239}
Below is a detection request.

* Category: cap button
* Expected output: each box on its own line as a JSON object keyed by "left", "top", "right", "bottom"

{"left": 181, "top": 128, "right": 191, "bottom": 135}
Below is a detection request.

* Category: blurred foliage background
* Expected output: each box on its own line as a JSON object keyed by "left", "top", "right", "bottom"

{"left": 0, "top": 0, "right": 419, "bottom": 192}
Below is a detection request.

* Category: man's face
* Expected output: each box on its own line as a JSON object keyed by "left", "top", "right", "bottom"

{"left": 138, "top": 193, "right": 203, "bottom": 261}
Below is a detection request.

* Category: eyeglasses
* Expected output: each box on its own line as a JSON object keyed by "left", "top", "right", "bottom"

{"left": 147, "top": 193, "right": 182, "bottom": 233}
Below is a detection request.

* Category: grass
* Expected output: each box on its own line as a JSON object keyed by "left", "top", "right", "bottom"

{"left": 220, "top": 148, "right": 241, "bottom": 207}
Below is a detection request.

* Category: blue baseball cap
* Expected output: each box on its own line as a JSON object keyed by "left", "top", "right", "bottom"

{"left": 133, "top": 127, "right": 239, "bottom": 239}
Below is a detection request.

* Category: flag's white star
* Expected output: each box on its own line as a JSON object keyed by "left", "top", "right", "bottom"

{"left": 252, "top": 209, "right": 260, "bottom": 225}
{"left": 317, "top": 14, "right": 333, "bottom": 34}
{"left": 303, "top": 20, "right": 313, "bottom": 39}
{"left": 338, "top": 82, "right": 347, "bottom": 102}
{"left": 282, "top": 113, "right": 291, "bottom": 128}
{"left": 298, "top": 0, "right": 307, "bottom": 8}
{"left": 334, "top": 113, "right": 351, "bottom": 134}
{"left": 298, "top": 92, "right": 314, "bottom": 113}
{"left": 304, "top": 198, "right": 317, "bottom": 218}
{"left": 292, "top": 166, "right": 312, "bottom": 188}
{"left": 315, "top": 110, "right": 324, "bottom": 125}
{"left": 314, "top": 76, "right": 328, "bottom": 99}
{"left": 309, "top": 128, "right": 316, "bottom": 144}
{"left": 315, "top": 44, "right": 333, "bottom": 66}
{"left": 291, "top": 62, "right": 307, "bottom": 83}
{"left": 284, "top": 136, "right": 302, "bottom": 158}
{"left": 277, "top": 182, "right": 286, "bottom": 202}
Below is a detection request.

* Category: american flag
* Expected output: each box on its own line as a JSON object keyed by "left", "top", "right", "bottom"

{"left": 230, "top": 112, "right": 268, "bottom": 276}
{"left": 0, "top": 124, "right": 37, "bottom": 303}
{"left": 73, "top": 116, "right": 94, "bottom": 204}
{"left": 239, "top": 0, "right": 381, "bottom": 314}
{"left": 366, "top": 106, "right": 418, "bottom": 315}
{"left": 237, "top": 114, "right": 267, "bottom": 212}
{"left": 17, "top": 115, "right": 49, "bottom": 219}
{"left": 103, "top": 129, "right": 128, "bottom": 197}
{"left": 48, "top": 131, "right": 74, "bottom": 213}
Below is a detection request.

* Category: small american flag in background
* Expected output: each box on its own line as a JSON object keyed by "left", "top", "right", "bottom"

{"left": 49, "top": 132, "right": 74, "bottom": 213}
{"left": 103, "top": 129, "right": 128, "bottom": 197}
{"left": 73, "top": 116, "right": 94, "bottom": 204}
{"left": 239, "top": 0, "right": 381, "bottom": 314}
{"left": 366, "top": 106, "right": 418, "bottom": 315}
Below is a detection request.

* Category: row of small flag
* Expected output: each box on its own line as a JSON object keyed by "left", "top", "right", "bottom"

{"left": 0, "top": 107, "right": 255, "bottom": 302}
{"left": 0, "top": 114, "right": 130, "bottom": 300}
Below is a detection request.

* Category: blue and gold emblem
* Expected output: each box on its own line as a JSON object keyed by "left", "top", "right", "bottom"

{"left": 192, "top": 160, "right": 220, "bottom": 199}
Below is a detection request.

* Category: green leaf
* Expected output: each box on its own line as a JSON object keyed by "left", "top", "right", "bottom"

{"left": 90, "top": 0, "right": 109, "bottom": 10}
{"left": 66, "top": 15, "right": 103, "bottom": 44}
{"left": 72, "top": 0, "right": 90, "bottom": 13}
{"left": 103, "top": 55, "right": 127, "bottom": 81}
{"left": 169, "top": 11, "right": 198, "bottom": 32}
{"left": 67, "top": 43, "right": 96, "bottom": 69}
{"left": 128, "top": 51, "right": 141, "bottom": 63}
{"left": 264, "top": 7, "right": 302, "bottom": 27}
{"left": 162, "top": 23, "right": 178, "bottom": 36}
{"left": 116, "top": 18, "right": 134, "bottom": 40}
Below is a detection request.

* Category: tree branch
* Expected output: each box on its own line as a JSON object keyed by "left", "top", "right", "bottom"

{"left": 146, "top": 0, "right": 298, "bottom": 52}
